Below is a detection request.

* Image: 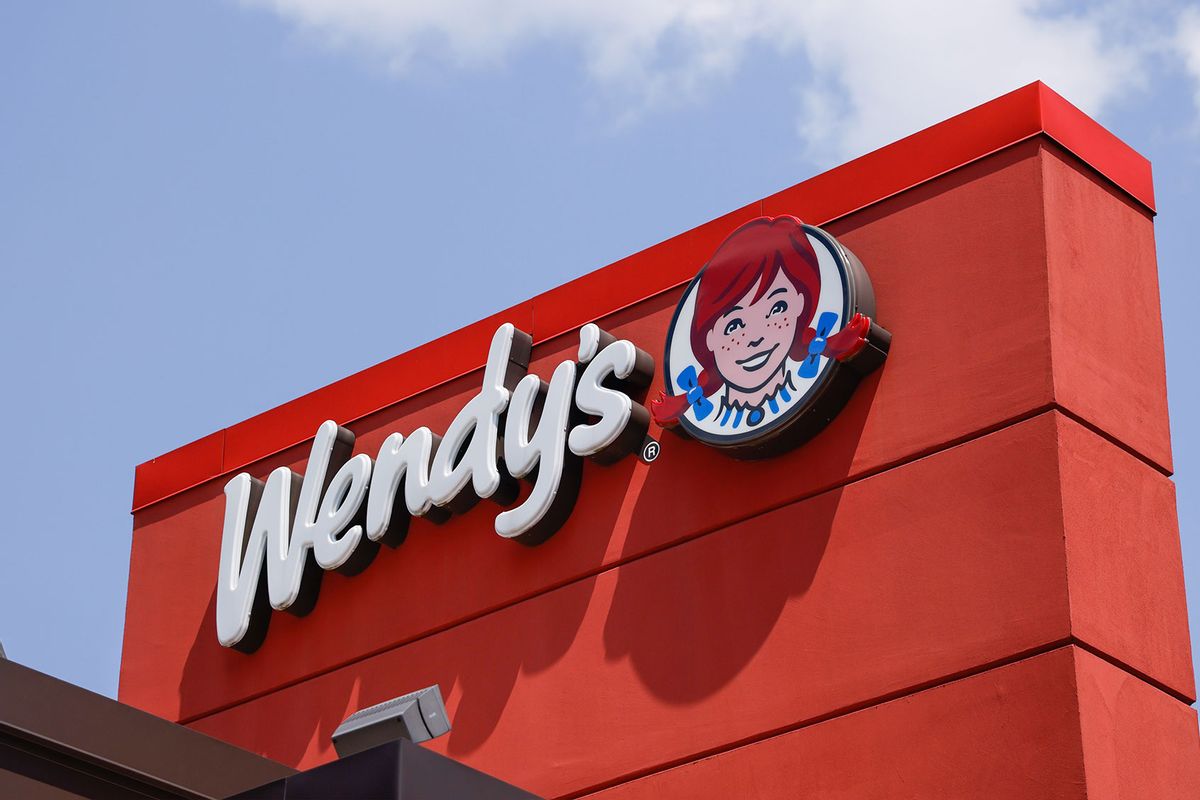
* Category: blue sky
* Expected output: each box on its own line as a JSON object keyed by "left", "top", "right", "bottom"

{"left": 2, "top": 0, "right": 1199, "bottom": 698}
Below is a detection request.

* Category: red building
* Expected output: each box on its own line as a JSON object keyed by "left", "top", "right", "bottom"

{"left": 120, "top": 83, "right": 1200, "bottom": 798}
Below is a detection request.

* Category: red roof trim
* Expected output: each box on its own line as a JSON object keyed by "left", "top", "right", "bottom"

{"left": 131, "top": 81, "right": 1154, "bottom": 512}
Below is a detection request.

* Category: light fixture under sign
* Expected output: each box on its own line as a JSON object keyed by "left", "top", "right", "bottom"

{"left": 332, "top": 684, "right": 452, "bottom": 758}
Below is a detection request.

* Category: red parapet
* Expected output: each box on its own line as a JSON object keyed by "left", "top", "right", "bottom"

{"left": 131, "top": 430, "right": 223, "bottom": 511}
{"left": 130, "top": 81, "right": 1155, "bottom": 513}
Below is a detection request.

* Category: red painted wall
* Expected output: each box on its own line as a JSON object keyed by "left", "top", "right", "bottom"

{"left": 120, "top": 84, "right": 1198, "bottom": 799}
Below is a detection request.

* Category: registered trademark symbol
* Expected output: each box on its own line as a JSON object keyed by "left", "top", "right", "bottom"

{"left": 640, "top": 438, "right": 661, "bottom": 463}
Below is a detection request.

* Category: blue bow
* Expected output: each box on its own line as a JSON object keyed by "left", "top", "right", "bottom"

{"left": 798, "top": 311, "right": 840, "bottom": 378}
{"left": 677, "top": 365, "right": 714, "bottom": 420}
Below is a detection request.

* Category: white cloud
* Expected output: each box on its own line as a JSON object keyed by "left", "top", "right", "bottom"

{"left": 243, "top": 0, "right": 1155, "bottom": 163}
{"left": 1179, "top": 7, "right": 1200, "bottom": 110}
{"left": 787, "top": 3, "right": 1144, "bottom": 162}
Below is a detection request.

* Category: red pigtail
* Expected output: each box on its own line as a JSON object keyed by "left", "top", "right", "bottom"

{"left": 651, "top": 368, "right": 723, "bottom": 427}
{"left": 821, "top": 313, "right": 872, "bottom": 361}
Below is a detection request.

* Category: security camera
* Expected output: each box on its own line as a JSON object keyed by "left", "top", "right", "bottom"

{"left": 331, "top": 684, "right": 451, "bottom": 758}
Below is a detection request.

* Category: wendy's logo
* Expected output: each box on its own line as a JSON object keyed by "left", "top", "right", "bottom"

{"left": 653, "top": 215, "right": 890, "bottom": 458}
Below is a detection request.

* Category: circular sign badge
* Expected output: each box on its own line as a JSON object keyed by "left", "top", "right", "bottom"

{"left": 653, "top": 215, "right": 890, "bottom": 458}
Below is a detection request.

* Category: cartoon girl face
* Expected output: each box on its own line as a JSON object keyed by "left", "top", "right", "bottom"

{"left": 655, "top": 215, "right": 876, "bottom": 444}
{"left": 705, "top": 268, "right": 805, "bottom": 393}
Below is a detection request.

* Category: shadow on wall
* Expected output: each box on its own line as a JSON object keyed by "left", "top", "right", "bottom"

{"left": 443, "top": 370, "right": 875, "bottom": 755}
{"left": 173, "top": 326, "right": 879, "bottom": 770}
{"left": 601, "top": 376, "right": 875, "bottom": 705}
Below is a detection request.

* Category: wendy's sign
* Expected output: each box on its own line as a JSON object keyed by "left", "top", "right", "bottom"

{"left": 214, "top": 215, "right": 888, "bottom": 652}
{"left": 216, "top": 323, "right": 654, "bottom": 652}
{"left": 654, "top": 216, "right": 889, "bottom": 457}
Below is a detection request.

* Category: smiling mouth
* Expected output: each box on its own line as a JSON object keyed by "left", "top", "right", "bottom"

{"left": 736, "top": 345, "right": 778, "bottom": 372}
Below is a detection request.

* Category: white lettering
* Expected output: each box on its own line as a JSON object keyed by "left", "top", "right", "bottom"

{"left": 569, "top": 333, "right": 653, "bottom": 464}
{"left": 497, "top": 360, "right": 580, "bottom": 543}
{"left": 216, "top": 322, "right": 652, "bottom": 651}
{"left": 216, "top": 468, "right": 299, "bottom": 651}
{"left": 428, "top": 323, "right": 527, "bottom": 512}
{"left": 295, "top": 421, "right": 375, "bottom": 576}
{"left": 365, "top": 428, "right": 440, "bottom": 546}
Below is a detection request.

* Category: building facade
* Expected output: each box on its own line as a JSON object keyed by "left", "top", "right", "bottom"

{"left": 120, "top": 83, "right": 1200, "bottom": 799}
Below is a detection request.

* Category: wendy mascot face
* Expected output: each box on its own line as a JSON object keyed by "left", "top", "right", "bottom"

{"left": 654, "top": 215, "right": 891, "bottom": 458}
